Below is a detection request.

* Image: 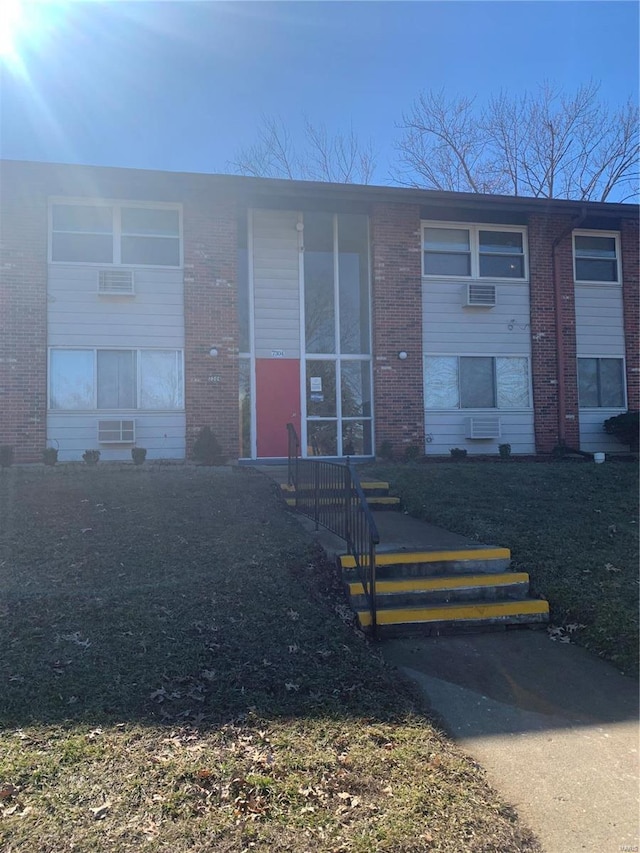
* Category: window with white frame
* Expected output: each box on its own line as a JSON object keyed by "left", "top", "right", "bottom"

{"left": 573, "top": 232, "right": 620, "bottom": 283}
{"left": 423, "top": 224, "right": 526, "bottom": 279}
{"left": 577, "top": 358, "right": 625, "bottom": 408}
{"left": 49, "top": 349, "right": 184, "bottom": 410}
{"left": 50, "top": 203, "right": 181, "bottom": 266}
{"left": 425, "top": 356, "right": 530, "bottom": 409}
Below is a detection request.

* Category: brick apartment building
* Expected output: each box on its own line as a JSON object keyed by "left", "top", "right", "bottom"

{"left": 1, "top": 159, "right": 637, "bottom": 463}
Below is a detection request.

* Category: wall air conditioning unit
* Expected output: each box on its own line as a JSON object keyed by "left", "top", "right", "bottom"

{"left": 98, "top": 269, "right": 135, "bottom": 295}
{"left": 97, "top": 419, "right": 136, "bottom": 444}
{"left": 464, "top": 283, "right": 496, "bottom": 307}
{"left": 465, "top": 416, "right": 501, "bottom": 440}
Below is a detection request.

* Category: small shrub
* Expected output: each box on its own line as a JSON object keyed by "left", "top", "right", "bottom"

{"left": 131, "top": 447, "right": 147, "bottom": 466}
{"left": 192, "top": 426, "right": 226, "bottom": 466}
{"left": 603, "top": 411, "right": 639, "bottom": 451}
{"left": 0, "top": 445, "right": 14, "bottom": 468}
{"left": 450, "top": 447, "right": 468, "bottom": 461}
{"left": 82, "top": 449, "right": 100, "bottom": 466}
{"left": 498, "top": 443, "right": 512, "bottom": 459}
{"left": 403, "top": 444, "right": 421, "bottom": 463}
{"left": 42, "top": 447, "right": 58, "bottom": 466}
{"left": 377, "top": 439, "right": 394, "bottom": 461}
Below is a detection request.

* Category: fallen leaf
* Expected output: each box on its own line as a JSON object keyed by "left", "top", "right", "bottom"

{"left": 285, "top": 682, "right": 299, "bottom": 692}
{"left": 90, "top": 800, "right": 112, "bottom": 820}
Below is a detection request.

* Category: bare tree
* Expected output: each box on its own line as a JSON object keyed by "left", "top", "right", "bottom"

{"left": 231, "top": 115, "right": 377, "bottom": 184}
{"left": 395, "top": 82, "right": 639, "bottom": 202}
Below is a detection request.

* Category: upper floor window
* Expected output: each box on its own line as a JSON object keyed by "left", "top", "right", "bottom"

{"left": 573, "top": 232, "right": 620, "bottom": 284}
{"left": 423, "top": 224, "right": 526, "bottom": 280}
{"left": 50, "top": 202, "right": 181, "bottom": 266}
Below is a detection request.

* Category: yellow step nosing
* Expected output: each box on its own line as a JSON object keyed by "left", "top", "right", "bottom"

{"left": 368, "top": 496, "right": 400, "bottom": 504}
{"left": 361, "top": 482, "right": 390, "bottom": 490}
{"left": 358, "top": 599, "right": 549, "bottom": 627}
{"left": 348, "top": 572, "right": 530, "bottom": 596}
{"left": 341, "top": 548, "right": 511, "bottom": 569}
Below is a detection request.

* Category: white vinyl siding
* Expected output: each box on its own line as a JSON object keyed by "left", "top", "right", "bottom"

{"left": 252, "top": 209, "right": 300, "bottom": 359}
{"left": 425, "top": 411, "right": 535, "bottom": 456}
{"left": 575, "top": 280, "right": 626, "bottom": 451}
{"left": 47, "top": 413, "right": 186, "bottom": 462}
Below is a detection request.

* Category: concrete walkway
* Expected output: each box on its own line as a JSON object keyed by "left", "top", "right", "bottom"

{"left": 258, "top": 464, "right": 639, "bottom": 851}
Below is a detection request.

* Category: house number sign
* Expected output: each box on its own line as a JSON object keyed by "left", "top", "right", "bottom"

{"left": 271, "top": 350, "right": 286, "bottom": 358}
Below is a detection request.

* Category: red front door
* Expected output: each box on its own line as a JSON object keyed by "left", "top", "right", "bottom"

{"left": 255, "top": 359, "right": 301, "bottom": 457}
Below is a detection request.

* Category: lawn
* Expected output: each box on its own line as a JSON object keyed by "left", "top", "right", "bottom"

{"left": 364, "top": 460, "right": 639, "bottom": 675}
{"left": 0, "top": 466, "right": 539, "bottom": 853}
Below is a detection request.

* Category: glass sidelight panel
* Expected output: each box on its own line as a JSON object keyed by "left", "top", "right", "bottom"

{"left": 304, "top": 212, "right": 335, "bottom": 353}
{"left": 341, "top": 361, "right": 372, "bottom": 417}
{"left": 307, "top": 421, "right": 337, "bottom": 456}
{"left": 338, "top": 214, "right": 370, "bottom": 354}
{"left": 342, "top": 420, "right": 372, "bottom": 456}
{"left": 306, "top": 360, "right": 336, "bottom": 417}
{"left": 238, "top": 359, "right": 252, "bottom": 457}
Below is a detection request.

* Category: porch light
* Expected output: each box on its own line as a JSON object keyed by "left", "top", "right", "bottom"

{"left": 397, "top": 351, "right": 408, "bottom": 360}
{"left": 209, "top": 347, "right": 219, "bottom": 357}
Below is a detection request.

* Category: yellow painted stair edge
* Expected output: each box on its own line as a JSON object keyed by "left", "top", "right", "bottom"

{"left": 286, "top": 496, "right": 399, "bottom": 507}
{"left": 348, "top": 572, "right": 530, "bottom": 596}
{"left": 358, "top": 599, "right": 549, "bottom": 627}
{"left": 340, "top": 547, "right": 511, "bottom": 569}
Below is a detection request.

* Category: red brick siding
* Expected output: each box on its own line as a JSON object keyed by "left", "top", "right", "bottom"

{"left": 370, "top": 203, "right": 424, "bottom": 455}
{"left": 183, "top": 198, "right": 239, "bottom": 460}
{"left": 621, "top": 219, "right": 639, "bottom": 411}
{"left": 0, "top": 165, "right": 48, "bottom": 462}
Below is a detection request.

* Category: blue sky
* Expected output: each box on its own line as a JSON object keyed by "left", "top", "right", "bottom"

{"left": 1, "top": 0, "right": 638, "bottom": 185}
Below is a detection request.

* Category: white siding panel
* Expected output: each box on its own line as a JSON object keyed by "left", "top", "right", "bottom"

{"left": 423, "top": 280, "right": 531, "bottom": 355}
{"left": 424, "top": 410, "right": 535, "bottom": 455}
{"left": 48, "top": 264, "right": 184, "bottom": 347}
{"left": 47, "top": 413, "right": 186, "bottom": 461}
{"left": 579, "top": 409, "right": 628, "bottom": 453}
{"left": 252, "top": 209, "right": 300, "bottom": 359}
{"left": 575, "top": 285, "right": 625, "bottom": 357}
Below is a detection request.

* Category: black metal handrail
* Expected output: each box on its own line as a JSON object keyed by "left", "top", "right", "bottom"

{"left": 285, "top": 423, "right": 379, "bottom": 637}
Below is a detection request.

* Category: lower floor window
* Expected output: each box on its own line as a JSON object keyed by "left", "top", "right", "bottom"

{"left": 50, "top": 348, "right": 184, "bottom": 410}
{"left": 425, "top": 355, "right": 530, "bottom": 409}
{"left": 578, "top": 358, "right": 625, "bottom": 408}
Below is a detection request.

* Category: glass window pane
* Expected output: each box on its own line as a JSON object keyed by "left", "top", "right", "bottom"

{"left": 575, "top": 258, "right": 618, "bottom": 282}
{"left": 342, "top": 420, "right": 372, "bottom": 456}
{"left": 341, "top": 361, "right": 371, "bottom": 417}
{"left": 140, "top": 350, "right": 183, "bottom": 409}
{"left": 121, "top": 236, "right": 180, "bottom": 266}
{"left": 425, "top": 357, "right": 459, "bottom": 408}
{"left": 306, "top": 360, "right": 336, "bottom": 417}
{"left": 304, "top": 212, "right": 335, "bottom": 353}
{"left": 424, "top": 228, "right": 470, "bottom": 251}
{"left": 599, "top": 359, "right": 625, "bottom": 407}
{"left": 307, "top": 421, "right": 337, "bottom": 456}
{"left": 424, "top": 252, "right": 471, "bottom": 276}
{"left": 578, "top": 358, "right": 599, "bottom": 407}
{"left": 575, "top": 236, "right": 616, "bottom": 258}
{"left": 52, "top": 205, "right": 112, "bottom": 234}
{"left": 496, "top": 358, "right": 530, "bottom": 407}
{"left": 479, "top": 231, "right": 523, "bottom": 254}
{"left": 50, "top": 350, "right": 94, "bottom": 409}
{"left": 479, "top": 254, "right": 524, "bottom": 278}
{"left": 97, "top": 350, "right": 136, "bottom": 409}
{"left": 121, "top": 208, "right": 179, "bottom": 236}
{"left": 52, "top": 233, "right": 113, "bottom": 263}
{"left": 338, "top": 214, "right": 370, "bottom": 354}
{"left": 238, "top": 359, "right": 252, "bottom": 457}
{"left": 460, "top": 357, "right": 495, "bottom": 408}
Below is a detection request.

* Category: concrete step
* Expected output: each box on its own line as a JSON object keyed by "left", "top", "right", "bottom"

{"left": 340, "top": 547, "right": 512, "bottom": 577}
{"left": 355, "top": 599, "right": 549, "bottom": 636}
{"left": 347, "top": 572, "right": 531, "bottom": 609}
{"left": 285, "top": 495, "right": 400, "bottom": 509}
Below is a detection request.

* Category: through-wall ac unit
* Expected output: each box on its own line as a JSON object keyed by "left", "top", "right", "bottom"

{"left": 465, "top": 416, "right": 501, "bottom": 440}
{"left": 97, "top": 419, "right": 136, "bottom": 444}
{"left": 98, "top": 269, "right": 135, "bottom": 295}
{"left": 463, "top": 283, "right": 496, "bottom": 307}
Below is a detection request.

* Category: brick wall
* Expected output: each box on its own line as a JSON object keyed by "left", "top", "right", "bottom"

{"left": 0, "top": 164, "right": 48, "bottom": 462}
{"left": 621, "top": 219, "right": 639, "bottom": 411}
{"left": 183, "top": 196, "right": 239, "bottom": 461}
{"left": 528, "top": 213, "right": 579, "bottom": 453}
{"left": 370, "top": 203, "right": 425, "bottom": 455}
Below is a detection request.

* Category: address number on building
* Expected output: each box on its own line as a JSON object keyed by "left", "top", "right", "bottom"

{"left": 271, "top": 350, "right": 286, "bottom": 358}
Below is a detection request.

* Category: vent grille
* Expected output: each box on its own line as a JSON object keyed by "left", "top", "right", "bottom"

{"left": 465, "top": 416, "right": 501, "bottom": 439}
{"left": 98, "top": 269, "right": 135, "bottom": 295}
{"left": 97, "top": 419, "right": 136, "bottom": 443}
{"left": 464, "top": 283, "right": 496, "bottom": 307}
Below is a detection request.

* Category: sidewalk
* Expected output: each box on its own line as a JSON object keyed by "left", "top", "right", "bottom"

{"left": 260, "top": 465, "right": 640, "bottom": 853}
